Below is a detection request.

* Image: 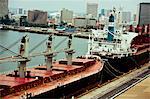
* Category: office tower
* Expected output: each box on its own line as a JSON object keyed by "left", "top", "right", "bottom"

{"left": 138, "top": 3, "right": 150, "bottom": 25}
{"left": 86, "top": 3, "right": 98, "bottom": 18}
{"left": 60, "top": 8, "right": 73, "bottom": 23}
{"left": 0, "top": 0, "right": 8, "bottom": 18}
{"left": 122, "top": 11, "right": 131, "bottom": 23}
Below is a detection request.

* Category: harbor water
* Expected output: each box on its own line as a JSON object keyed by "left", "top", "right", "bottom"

{"left": 0, "top": 30, "right": 88, "bottom": 73}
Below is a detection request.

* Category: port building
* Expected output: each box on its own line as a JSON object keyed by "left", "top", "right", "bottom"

{"left": 0, "top": 0, "right": 8, "bottom": 18}
{"left": 86, "top": 3, "right": 98, "bottom": 18}
{"left": 28, "top": 10, "right": 48, "bottom": 25}
{"left": 138, "top": 3, "right": 150, "bottom": 25}
{"left": 60, "top": 8, "right": 73, "bottom": 24}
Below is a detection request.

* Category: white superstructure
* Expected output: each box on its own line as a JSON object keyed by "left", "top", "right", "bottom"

{"left": 88, "top": 9, "right": 138, "bottom": 58}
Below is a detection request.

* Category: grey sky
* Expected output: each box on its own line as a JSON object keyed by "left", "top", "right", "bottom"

{"left": 9, "top": 0, "right": 150, "bottom": 14}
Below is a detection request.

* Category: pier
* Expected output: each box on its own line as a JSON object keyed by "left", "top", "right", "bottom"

{"left": 1, "top": 25, "right": 90, "bottom": 39}
{"left": 78, "top": 63, "right": 150, "bottom": 99}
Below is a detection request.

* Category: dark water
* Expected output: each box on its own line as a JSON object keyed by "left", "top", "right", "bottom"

{"left": 0, "top": 30, "right": 88, "bottom": 73}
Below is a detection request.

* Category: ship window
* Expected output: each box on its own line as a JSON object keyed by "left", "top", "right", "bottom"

{"left": 120, "top": 49, "right": 123, "bottom": 51}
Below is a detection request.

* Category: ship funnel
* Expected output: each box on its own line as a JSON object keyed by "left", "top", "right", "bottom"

{"left": 107, "top": 14, "right": 115, "bottom": 41}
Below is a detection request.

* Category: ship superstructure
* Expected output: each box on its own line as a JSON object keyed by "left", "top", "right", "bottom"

{"left": 88, "top": 8, "right": 150, "bottom": 73}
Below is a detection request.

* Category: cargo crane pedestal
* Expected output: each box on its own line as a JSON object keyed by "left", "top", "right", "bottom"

{"left": 18, "top": 35, "right": 29, "bottom": 78}
{"left": 45, "top": 53, "right": 55, "bottom": 71}
{"left": 65, "top": 34, "right": 75, "bottom": 66}
{"left": 66, "top": 50, "right": 75, "bottom": 66}
{"left": 18, "top": 60, "right": 28, "bottom": 78}
{"left": 45, "top": 35, "right": 55, "bottom": 70}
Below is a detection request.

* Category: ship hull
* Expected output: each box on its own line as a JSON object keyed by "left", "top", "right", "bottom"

{"left": 33, "top": 71, "right": 102, "bottom": 98}
{"left": 33, "top": 51, "right": 149, "bottom": 98}
{"left": 101, "top": 51, "right": 149, "bottom": 73}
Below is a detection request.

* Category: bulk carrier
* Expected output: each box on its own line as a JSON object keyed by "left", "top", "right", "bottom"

{"left": 0, "top": 34, "right": 104, "bottom": 98}
{"left": 88, "top": 9, "right": 150, "bottom": 77}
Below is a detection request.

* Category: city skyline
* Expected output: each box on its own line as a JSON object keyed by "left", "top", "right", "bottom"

{"left": 9, "top": 0, "right": 150, "bottom": 14}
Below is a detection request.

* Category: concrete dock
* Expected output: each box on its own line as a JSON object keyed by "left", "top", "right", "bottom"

{"left": 1, "top": 25, "right": 91, "bottom": 39}
{"left": 116, "top": 77, "right": 150, "bottom": 99}
{"left": 78, "top": 63, "right": 150, "bottom": 99}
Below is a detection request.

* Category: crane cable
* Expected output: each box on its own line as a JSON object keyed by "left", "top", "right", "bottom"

{"left": 54, "top": 37, "right": 68, "bottom": 50}
{"left": 0, "top": 44, "right": 19, "bottom": 56}
{"left": 29, "top": 38, "right": 47, "bottom": 53}
{"left": 0, "top": 38, "right": 21, "bottom": 55}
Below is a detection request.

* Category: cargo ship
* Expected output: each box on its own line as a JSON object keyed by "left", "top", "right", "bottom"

{"left": 0, "top": 34, "right": 104, "bottom": 98}
{"left": 88, "top": 9, "right": 150, "bottom": 77}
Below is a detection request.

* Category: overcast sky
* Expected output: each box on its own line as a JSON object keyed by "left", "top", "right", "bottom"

{"left": 9, "top": 0, "right": 150, "bottom": 14}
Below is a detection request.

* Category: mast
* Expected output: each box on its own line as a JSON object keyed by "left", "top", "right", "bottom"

{"left": 45, "top": 35, "right": 55, "bottom": 71}
{"left": 107, "top": 9, "right": 115, "bottom": 41}
{"left": 65, "top": 34, "right": 75, "bottom": 66}
{"left": 19, "top": 35, "right": 29, "bottom": 78}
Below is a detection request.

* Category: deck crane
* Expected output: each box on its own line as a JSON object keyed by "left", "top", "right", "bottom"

{"left": 65, "top": 34, "right": 75, "bottom": 66}
{"left": 0, "top": 34, "right": 75, "bottom": 77}
{"left": 0, "top": 35, "right": 30, "bottom": 78}
{"left": 18, "top": 35, "right": 30, "bottom": 78}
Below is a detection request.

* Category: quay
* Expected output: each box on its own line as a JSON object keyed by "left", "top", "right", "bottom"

{"left": 0, "top": 25, "right": 90, "bottom": 39}
{"left": 78, "top": 63, "right": 150, "bottom": 99}
{"left": 116, "top": 75, "right": 150, "bottom": 99}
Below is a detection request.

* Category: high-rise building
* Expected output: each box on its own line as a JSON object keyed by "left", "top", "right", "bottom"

{"left": 18, "top": 8, "right": 23, "bottom": 14}
{"left": 86, "top": 3, "right": 98, "bottom": 18}
{"left": 0, "top": 0, "right": 8, "bottom": 18}
{"left": 28, "top": 10, "right": 48, "bottom": 25}
{"left": 121, "top": 11, "right": 131, "bottom": 23}
{"left": 73, "top": 17, "right": 96, "bottom": 28}
{"left": 60, "top": 8, "right": 73, "bottom": 23}
{"left": 101, "top": 9, "right": 111, "bottom": 17}
{"left": 138, "top": 3, "right": 150, "bottom": 25}
{"left": 133, "top": 14, "right": 137, "bottom": 21}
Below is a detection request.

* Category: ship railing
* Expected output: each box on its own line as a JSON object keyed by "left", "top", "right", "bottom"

{"left": 0, "top": 70, "right": 14, "bottom": 75}
{"left": 98, "top": 41, "right": 122, "bottom": 46}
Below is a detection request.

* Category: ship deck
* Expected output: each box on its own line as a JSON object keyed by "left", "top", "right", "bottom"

{"left": 2, "top": 59, "right": 103, "bottom": 99}
{"left": 0, "top": 75, "right": 37, "bottom": 87}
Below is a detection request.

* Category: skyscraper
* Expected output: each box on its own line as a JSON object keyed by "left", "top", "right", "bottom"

{"left": 86, "top": 3, "right": 98, "bottom": 18}
{"left": 19, "top": 8, "right": 23, "bottom": 14}
{"left": 138, "top": 3, "right": 150, "bottom": 25}
{"left": 122, "top": 11, "right": 131, "bottom": 23}
{"left": 60, "top": 8, "right": 73, "bottom": 23}
{"left": 0, "top": 0, "right": 8, "bottom": 18}
{"left": 101, "top": 9, "right": 111, "bottom": 17}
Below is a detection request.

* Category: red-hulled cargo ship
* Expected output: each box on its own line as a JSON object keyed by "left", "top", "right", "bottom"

{"left": 0, "top": 35, "right": 103, "bottom": 98}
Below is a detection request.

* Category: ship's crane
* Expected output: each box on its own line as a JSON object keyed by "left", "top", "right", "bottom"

{"left": 0, "top": 34, "right": 75, "bottom": 77}
{"left": 65, "top": 34, "right": 75, "bottom": 66}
